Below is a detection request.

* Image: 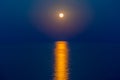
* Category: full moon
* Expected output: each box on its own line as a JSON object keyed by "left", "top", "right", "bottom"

{"left": 59, "top": 13, "right": 64, "bottom": 18}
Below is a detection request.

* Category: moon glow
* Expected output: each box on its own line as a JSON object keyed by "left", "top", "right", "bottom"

{"left": 31, "top": 1, "right": 93, "bottom": 39}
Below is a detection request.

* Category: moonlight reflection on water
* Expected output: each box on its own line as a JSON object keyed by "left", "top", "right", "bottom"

{"left": 54, "top": 41, "right": 69, "bottom": 80}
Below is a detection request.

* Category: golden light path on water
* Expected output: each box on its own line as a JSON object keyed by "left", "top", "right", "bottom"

{"left": 54, "top": 41, "right": 69, "bottom": 80}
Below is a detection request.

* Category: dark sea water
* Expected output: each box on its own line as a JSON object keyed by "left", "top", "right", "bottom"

{"left": 0, "top": 42, "right": 120, "bottom": 80}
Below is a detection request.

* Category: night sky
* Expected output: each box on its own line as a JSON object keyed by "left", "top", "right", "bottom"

{"left": 0, "top": 0, "right": 120, "bottom": 80}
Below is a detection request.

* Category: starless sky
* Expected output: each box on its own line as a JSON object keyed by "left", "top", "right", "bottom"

{"left": 0, "top": 0, "right": 120, "bottom": 43}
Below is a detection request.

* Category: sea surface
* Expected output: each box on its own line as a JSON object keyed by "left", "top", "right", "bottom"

{"left": 0, "top": 42, "right": 120, "bottom": 80}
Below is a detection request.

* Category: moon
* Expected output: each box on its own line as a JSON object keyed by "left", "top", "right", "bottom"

{"left": 59, "top": 13, "right": 64, "bottom": 18}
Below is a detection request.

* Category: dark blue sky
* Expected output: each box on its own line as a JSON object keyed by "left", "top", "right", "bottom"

{"left": 0, "top": 0, "right": 120, "bottom": 43}
{"left": 0, "top": 0, "right": 120, "bottom": 80}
